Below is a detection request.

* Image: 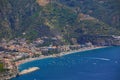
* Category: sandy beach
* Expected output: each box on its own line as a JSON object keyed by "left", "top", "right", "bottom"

{"left": 16, "top": 46, "right": 107, "bottom": 66}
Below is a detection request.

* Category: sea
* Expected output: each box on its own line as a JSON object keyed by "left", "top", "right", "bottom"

{"left": 11, "top": 47, "right": 120, "bottom": 80}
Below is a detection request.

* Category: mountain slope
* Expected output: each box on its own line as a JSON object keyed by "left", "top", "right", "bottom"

{"left": 0, "top": 0, "right": 120, "bottom": 45}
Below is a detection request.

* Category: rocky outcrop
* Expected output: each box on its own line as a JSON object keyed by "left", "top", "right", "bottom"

{"left": 36, "top": 0, "right": 50, "bottom": 6}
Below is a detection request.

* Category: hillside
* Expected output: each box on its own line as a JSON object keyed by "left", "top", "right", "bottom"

{"left": 0, "top": 0, "right": 120, "bottom": 45}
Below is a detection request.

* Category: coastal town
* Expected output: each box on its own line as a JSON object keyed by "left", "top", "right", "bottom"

{"left": 2, "top": 34, "right": 120, "bottom": 80}
{"left": 1, "top": 34, "right": 120, "bottom": 80}
{"left": 0, "top": 0, "right": 119, "bottom": 79}
{"left": 0, "top": 36, "right": 104, "bottom": 80}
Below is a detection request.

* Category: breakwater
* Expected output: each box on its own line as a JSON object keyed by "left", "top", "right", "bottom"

{"left": 19, "top": 67, "right": 40, "bottom": 75}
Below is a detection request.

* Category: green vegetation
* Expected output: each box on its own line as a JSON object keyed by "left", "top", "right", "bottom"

{"left": 0, "top": 0, "right": 120, "bottom": 44}
{"left": 0, "top": 63, "right": 5, "bottom": 72}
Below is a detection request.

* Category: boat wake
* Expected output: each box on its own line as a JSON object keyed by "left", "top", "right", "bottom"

{"left": 85, "top": 57, "right": 110, "bottom": 61}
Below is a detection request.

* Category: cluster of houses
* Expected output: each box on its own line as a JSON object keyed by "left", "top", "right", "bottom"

{"left": 0, "top": 37, "right": 94, "bottom": 79}
{"left": 0, "top": 37, "right": 94, "bottom": 60}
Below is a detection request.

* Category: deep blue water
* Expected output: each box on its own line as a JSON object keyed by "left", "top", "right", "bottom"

{"left": 12, "top": 47, "right": 120, "bottom": 80}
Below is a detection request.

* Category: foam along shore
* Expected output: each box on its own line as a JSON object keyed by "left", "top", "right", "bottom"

{"left": 19, "top": 67, "right": 40, "bottom": 75}
{"left": 16, "top": 46, "right": 107, "bottom": 66}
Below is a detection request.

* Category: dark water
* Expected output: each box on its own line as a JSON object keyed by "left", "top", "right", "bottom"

{"left": 12, "top": 47, "right": 120, "bottom": 80}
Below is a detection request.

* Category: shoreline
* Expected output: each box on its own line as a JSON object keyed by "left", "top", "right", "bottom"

{"left": 16, "top": 46, "right": 107, "bottom": 67}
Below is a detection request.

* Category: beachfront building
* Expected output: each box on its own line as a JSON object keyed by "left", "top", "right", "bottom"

{"left": 69, "top": 45, "right": 81, "bottom": 50}
{"left": 57, "top": 45, "right": 70, "bottom": 52}
{"left": 85, "top": 42, "right": 93, "bottom": 47}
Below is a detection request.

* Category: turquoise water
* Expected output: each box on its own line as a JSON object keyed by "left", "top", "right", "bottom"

{"left": 12, "top": 47, "right": 120, "bottom": 80}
